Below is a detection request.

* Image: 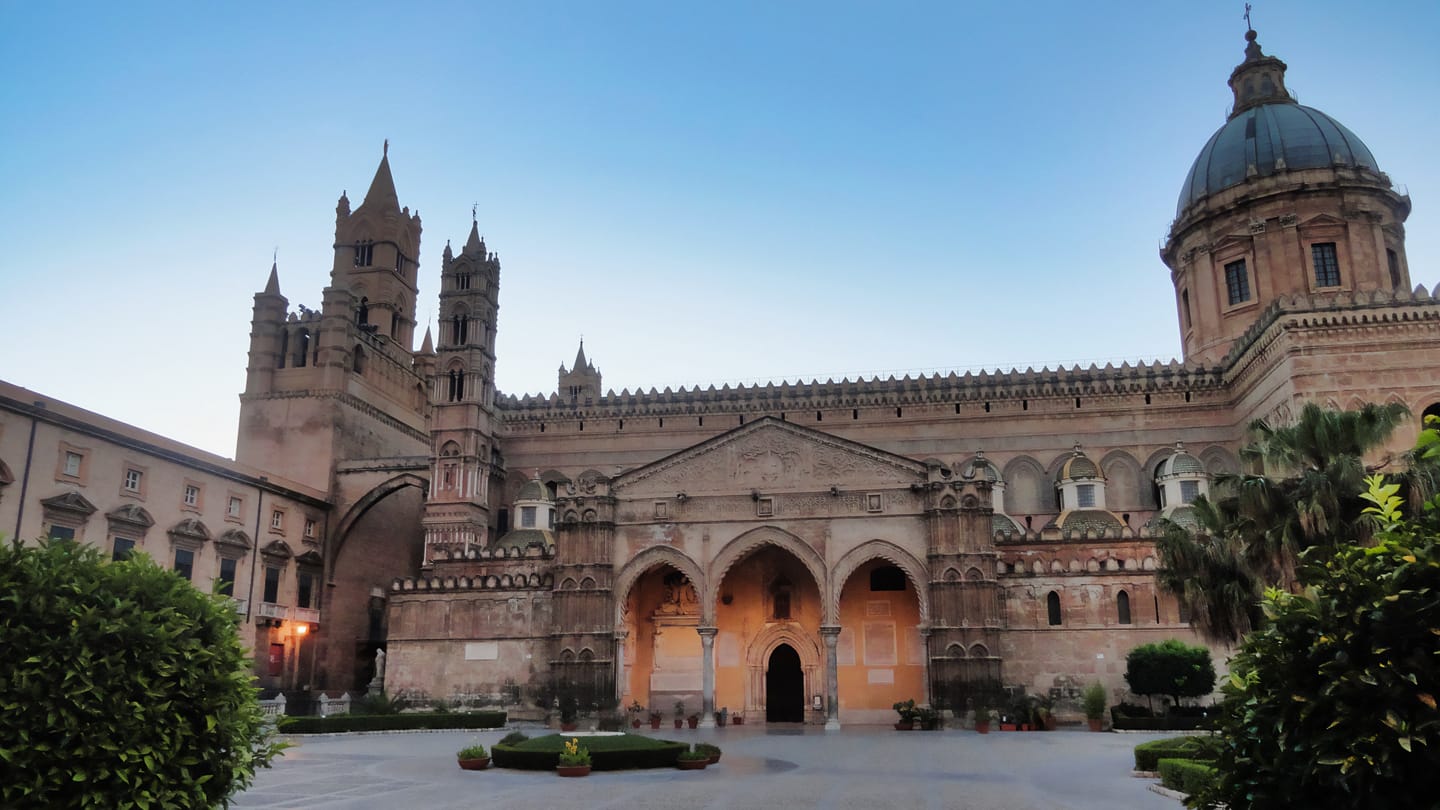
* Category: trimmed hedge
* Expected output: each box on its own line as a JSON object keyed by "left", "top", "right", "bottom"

{"left": 278, "top": 711, "right": 506, "bottom": 733}
{"left": 1111, "top": 711, "right": 1216, "bottom": 731}
{"left": 1157, "top": 758, "right": 1219, "bottom": 796}
{"left": 492, "top": 733, "right": 687, "bottom": 771}
{"left": 1133, "top": 736, "right": 1220, "bottom": 771}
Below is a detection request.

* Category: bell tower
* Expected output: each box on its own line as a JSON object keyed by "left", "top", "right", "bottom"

{"left": 421, "top": 217, "right": 503, "bottom": 562}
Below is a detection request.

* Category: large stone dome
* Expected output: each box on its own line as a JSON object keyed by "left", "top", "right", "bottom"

{"left": 1177, "top": 101, "right": 1379, "bottom": 216}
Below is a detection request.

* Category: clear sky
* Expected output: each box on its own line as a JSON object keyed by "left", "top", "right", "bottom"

{"left": 2, "top": 1, "right": 1436, "bottom": 459}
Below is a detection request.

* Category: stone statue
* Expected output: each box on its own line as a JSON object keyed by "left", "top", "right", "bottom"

{"left": 367, "top": 649, "right": 387, "bottom": 696}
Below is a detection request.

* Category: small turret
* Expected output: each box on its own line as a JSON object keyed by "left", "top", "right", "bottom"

{"left": 558, "top": 339, "right": 602, "bottom": 405}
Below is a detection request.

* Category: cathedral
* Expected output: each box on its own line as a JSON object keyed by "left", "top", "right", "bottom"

{"left": 2, "top": 27, "right": 1435, "bottom": 726}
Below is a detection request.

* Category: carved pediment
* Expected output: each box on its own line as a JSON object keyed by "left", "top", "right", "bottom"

{"left": 611, "top": 417, "right": 925, "bottom": 497}
{"left": 217, "top": 528, "right": 252, "bottom": 550}
{"left": 295, "top": 550, "right": 323, "bottom": 568}
{"left": 40, "top": 491, "right": 97, "bottom": 517}
{"left": 261, "top": 539, "right": 293, "bottom": 559}
{"left": 168, "top": 518, "right": 211, "bottom": 543}
{"left": 106, "top": 504, "right": 155, "bottom": 530}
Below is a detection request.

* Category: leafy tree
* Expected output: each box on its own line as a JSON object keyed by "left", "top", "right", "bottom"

{"left": 1124, "top": 639, "right": 1216, "bottom": 711}
{"left": 1158, "top": 401, "right": 1416, "bottom": 643}
{"left": 0, "top": 538, "right": 284, "bottom": 809}
{"left": 1192, "top": 474, "right": 1440, "bottom": 809}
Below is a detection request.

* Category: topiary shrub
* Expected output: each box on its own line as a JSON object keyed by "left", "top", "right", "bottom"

{"left": 1195, "top": 476, "right": 1440, "bottom": 809}
{"left": 0, "top": 538, "right": 284, "bottom": 808}
{"left": 1124, "top": 639, "right": 1216, "bottom": 712}
{"left": 1158, "top": 758, "right": 1219, "bottom": 796}
{"left": 1134, "top": 736, "right": 1221, "bottom": 771}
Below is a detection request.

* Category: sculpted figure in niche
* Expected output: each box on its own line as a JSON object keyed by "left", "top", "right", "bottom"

{"left": 655, "top": 571, "right": 698, "bottom": 616}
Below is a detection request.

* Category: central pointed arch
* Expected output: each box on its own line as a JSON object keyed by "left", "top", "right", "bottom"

{"left": 707, "top": 526, "right": 828, "bottom": 623}
{"left": 829, "top": 540, "right": 930, "bottom": 623}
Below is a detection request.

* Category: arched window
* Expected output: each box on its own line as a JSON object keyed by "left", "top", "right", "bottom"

{"left": 277, "top": 328, "right": 288, "bottom": 369}
{"left": 1046, "top": 591, "right": 1062, "bottom": 626}
{"left": 357, "top": 296, "right": 369, "bottom": 326}
{"left": 448, "top": 368, "right": 464, "bottom": 402}
{"left": 294, "top": 329, "right": 310, "bottom": 368}
{"left": 452, "top": 313, "right": 468, "bottom": 345}
{"left": 1423, "top": 402, "right": 1440, "bottom": 427}
{"left": 352, "top": 345, "right": 366, "bottom": 374}
{"left": 1117, "top": 590, "right": 1131, "bottom": 625}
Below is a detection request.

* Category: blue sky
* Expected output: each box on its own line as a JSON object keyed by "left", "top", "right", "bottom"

{"left": 2, "top": 2, "right": 1436, "bottom": 459}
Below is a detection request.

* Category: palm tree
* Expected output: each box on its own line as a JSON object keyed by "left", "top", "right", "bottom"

{"left": 1157, "top": 401, "right": 1412, "bottom": 644}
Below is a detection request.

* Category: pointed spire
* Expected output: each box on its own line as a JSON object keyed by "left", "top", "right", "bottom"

{"left": 420, "top": 326, "right": 434, "bottom": 354}
{"left": 358, "top": 142, "right": 400, "bottom": 212}
{"left": 464, "top": 219, "right": 483, "bottom": 254}
{"left": 574, "top": 338, "right": 589, "bottom": 370}
{"left": 263, "top": 258, "right": 281, "bottom": 296}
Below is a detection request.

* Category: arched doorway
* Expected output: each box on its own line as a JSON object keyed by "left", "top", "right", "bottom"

{"left": 766, "top": 644, "right": 804, "bottom": 722}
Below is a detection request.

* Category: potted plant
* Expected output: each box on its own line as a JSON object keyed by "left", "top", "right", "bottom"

{"left": 674, "top": 700, "right": 686, "bottom": 730}
{"left": 628, "top": 700, "right": 644, "bottom": 729}
{"left": 915, "top": 706, "right": 940, "bottom": 731}
{"left": 892, "top": 699, "right": 918, "bottom": 730}
{"left": 695, "top": 742, "right": 722, "bottom": 765}
{"left": 677, "top": 746, "right": 710, "bottom": 770}
{"left": 732, "top": 713, "right": 744, "bottom": 726}
{"left": 973, "top": 704, "right": 992, "bottom": 734}
{"left": 687, "top": 713, "right": 700, "bottom": 729}
{"left": 457, "top": 742, "right": 489, "bottom": 770}
{"left": 559, "top": 694, "right": 579, "bottom": 732}
{"left": 649, "top": 709, "right": 663, "bottom": 730}
{"left": 556, "top": 737, "right": 591, "bottom": 777}
{"left": 1082, "top": 682, "right": 1107, "bottom": 732}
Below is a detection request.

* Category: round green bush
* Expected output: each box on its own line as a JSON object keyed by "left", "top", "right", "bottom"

{"left": 0, "top": 539, "right": 283, "bottom": 808}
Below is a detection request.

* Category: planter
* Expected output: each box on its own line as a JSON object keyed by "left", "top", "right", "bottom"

{"left": 1088, "top": 718, "right": 1104, "bottom": 732}
{"left": 999, "top": 723, "right": 1017, "bottom": 732}
{"left": 556, "top": 764, "right": 591, "bottom": 777}
{"left": 687, "top": 716, "right": 699, "bottom": 729}
{"left": 707, "top": 752, "right": 722, "bottom": 765}
{"left": 457, "top": 757, "right": 490, "bottom": 771}
{"left": 975, "top": 722, "right": 991, "bottom": 734}
{"left": 894, "top": 720, "right": 914, "bottom": 731}
{"left": 674, "top": 719, "right": 684, "bottom": 729}
{"left": 1042, "top": 715, "right": 1058, "bottom": 731}
{"left": 732, "top": 716, "right": 744, "bottom": 725}
{"left": 677, "top": 758, "right": 708, "bottom": 770}
{"left": 631, "top": 719, "right": 642, "bottom": 729}
{"left": 650, "top": 717, "right": 662, "bottom": 730}
{"left": 560, "top": 722, "right": 578, "bottom": 732}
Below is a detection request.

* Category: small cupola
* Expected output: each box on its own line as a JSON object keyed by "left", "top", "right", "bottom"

{"left": 1154, "top": 442, "right": 1210, "bottom": 511}
{"left": 963, "top": 452, "right": 1022, "bottom": 535}
{"left": 1056, "top": 445, "right": 1105, "bottom": 510}
{"left": 495, "top": 474, "right": 557, "bottom": 552}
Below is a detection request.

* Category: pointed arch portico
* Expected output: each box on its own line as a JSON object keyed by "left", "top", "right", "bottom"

{"left": 708, "top": 525, "right": 828, "bottom": 623}
{"left": 829, "top": 539, "right": 930, "bottom": 624}
{"left": 744, "top": 622, "right": 824, "bottom": 722}
{"left": 612, "top": 545, "right": 705, "bottom": 630}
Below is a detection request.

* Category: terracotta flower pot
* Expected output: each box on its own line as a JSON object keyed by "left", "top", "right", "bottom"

{"left": 557, "top": 764, "right": 591, "bottom": 777}
{"left": 1000, "top": 723, "right": 1017, "bottom": 732}
{"left": 1088, "top": 718, "right": 1104, "bottom": 732}
{"left": 632, "top": 719, "right": 641, "bottom": 728}
{"left": 561, "top": 722, "right": 577, "bottom": 732}
{"left": 677, "top": 758, "right": 708, "bottom": 770}
{"left": 674, "top": 719, "right": 683, "bottom": 729}
{"left": 650, "top": 717, "right": 662, "bottom": 729}
{"left": 975, "top": 722, "right": 990, "bottom": 734}
{"left": 894, "top": 720, "right": 914, "bottom": 731}
{"left": 458, "top": 757, "right": 490, "bottom": 771}
{"left": 707, "top": 752, "right": 721, "bottom": 765}
{"left": 687, "top": 716, "right": 699, "bottom": 729}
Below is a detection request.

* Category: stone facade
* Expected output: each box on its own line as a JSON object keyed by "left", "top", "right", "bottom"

{"left": 3, "top": 28, "right": 1437, "bottom": 724}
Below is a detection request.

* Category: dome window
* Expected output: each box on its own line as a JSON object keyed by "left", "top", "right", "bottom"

{"left": 1312, "top": 243, "right": 1341, "bottom": 287}
{"left": 1180, "top": 480, "right": 1200, "bottom": 504}
{"left": 1076, "top": 484, "right": 1096, "bottom": 508}
{"left": 1225, "top": 259, "right": 1251, "bottom": 305}
{"left": 520, "top": 506, "right": 536, "bottom": 528}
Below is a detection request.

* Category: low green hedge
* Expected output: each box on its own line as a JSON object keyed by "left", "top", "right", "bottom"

{"left": 278, "top": 711, "right": 506, "bottom": 734}
{"left": 1133, "top": 736, "right": 1220, "bottom": 771}
{"left": 1111, "top": 713, "right": 1216, "bottom": 731}
{"left": 492, "top": 733, "right": 687, "bottom": 771}
{"left": 1157, "top": 758, "right": 1219, "bottom": 796}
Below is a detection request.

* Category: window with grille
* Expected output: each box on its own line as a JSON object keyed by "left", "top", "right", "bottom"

{"left": 271, "top": 510, "right": 283, "bottom": 530}
{"left": 1180, "top": 480, "right": 1200, "bottom": 503}
{"left": 124, "top": 469, "right": 143, "bottom": 492}
{"left": 227, "top": 496, "right": 243, "bottom": 518}
{"left": 1076, "top": 484, "right": 1096, "bottom": 508}
{"left": 1312, "top": 242, "right": 1341, "bottom": 287}
{"left": 521, "top": 506, "right": 537, "bottom": 528}
{"left": 64, "top": 452, "right": 83, "bottom": 477}
{"left": 183, "top": 485, "right": 199, "bottom": 507}
{"left": 1224, "top": 259, "right": 1250, "bottom": 305}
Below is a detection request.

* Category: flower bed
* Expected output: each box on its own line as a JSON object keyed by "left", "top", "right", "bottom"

{"left": 492, "top": 733, "right": 687, "bottom": 771}
{"left": 278, "top": 711, "right": 507, "bottom": 734}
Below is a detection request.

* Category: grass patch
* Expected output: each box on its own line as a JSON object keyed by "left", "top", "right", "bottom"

{"left": 493, "top": 733, "right": 687, "bottom": 771}
{"left": 278, "top": 711, "right": 506, "bottom": 734}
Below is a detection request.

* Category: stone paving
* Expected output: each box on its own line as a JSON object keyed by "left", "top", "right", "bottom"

{"left": 235, "top": 725, "right": 1181, "bottom": 810}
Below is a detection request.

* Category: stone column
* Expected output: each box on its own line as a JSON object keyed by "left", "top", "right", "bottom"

{"left": 613, "top": 630, "right": 628, "bottom": 704}
{"left": 820, "top": 624, "right": 841, "bottom": 731}
{"left": 918, "top": 626, "right": 933, "bottom": 708}
{"left": 697, "top": 626, "right": 718, "bottom": 728}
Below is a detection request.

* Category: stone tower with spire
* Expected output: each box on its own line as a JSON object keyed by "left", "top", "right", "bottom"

{"left": 421, "top": 217, "right": 504, "bottom": 561}
{"left": 558, "top": 341, "right": 602, "bottom": 406}
{"left": 237, "top": 146, "right": 432, "bottom": 490}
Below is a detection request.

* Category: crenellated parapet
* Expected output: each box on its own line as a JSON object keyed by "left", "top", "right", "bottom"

{"left": 496, "top": 359, "right": 1226, "bottom": 422}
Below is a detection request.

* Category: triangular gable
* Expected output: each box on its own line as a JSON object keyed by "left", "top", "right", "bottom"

{"left": 106, "top": 504, "right": 155, "bottom": 529}
{"left": 261, "top": 539, "right": 293, "bottom": 559}
{"left": 167, "top": 518, "right": 211, "bottom": 543}
{"left": 610, "top": 417, "right": 926, "bottom": 497}
{"left": 40, "top": 491, "right": 96, "bottom": 517}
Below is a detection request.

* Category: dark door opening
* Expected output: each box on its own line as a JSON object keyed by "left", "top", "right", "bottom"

{"left": 765, "top": 643, "right": 804, "bottom": 722}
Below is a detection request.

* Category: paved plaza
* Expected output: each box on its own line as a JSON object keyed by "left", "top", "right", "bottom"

{"left": 235, "top": 725, "right": 1181, "bottom": 810}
